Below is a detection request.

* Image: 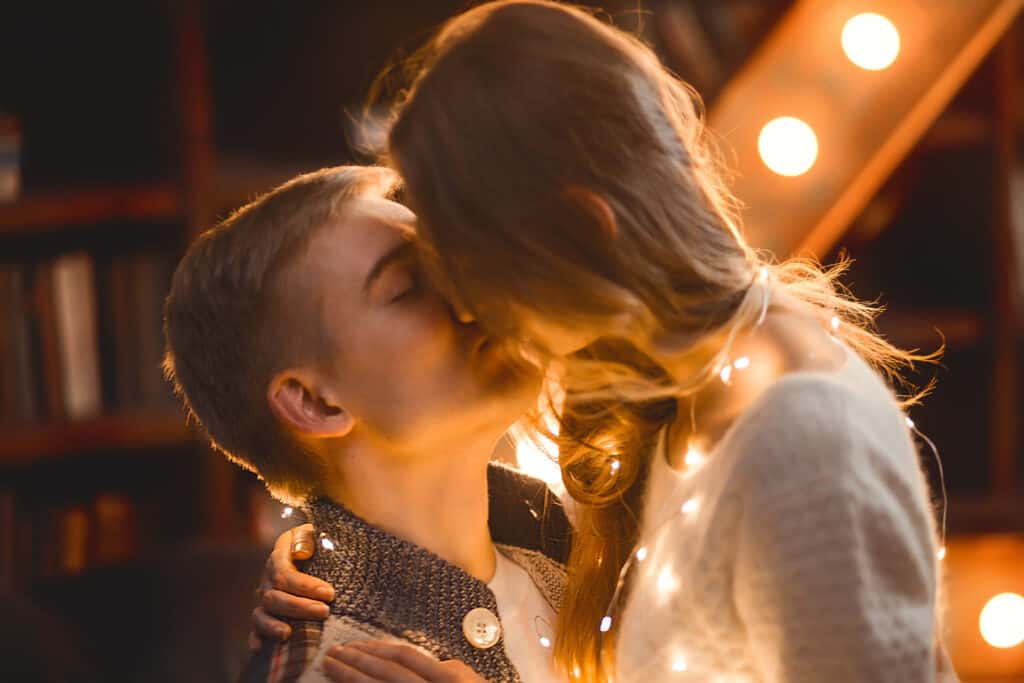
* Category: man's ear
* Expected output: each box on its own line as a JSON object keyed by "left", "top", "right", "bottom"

{"left": 266, "top": 370, "right": 354, "bottom": 439}
{"left": 562, "top": 185, "right": 618, "bottom": 239}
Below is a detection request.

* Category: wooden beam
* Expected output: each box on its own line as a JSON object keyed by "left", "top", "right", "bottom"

{"left": 709, "top": 0, "right": 1024, "bottom": 258}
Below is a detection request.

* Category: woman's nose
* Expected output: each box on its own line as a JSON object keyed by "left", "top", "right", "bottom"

{"left": 453, "top": 302, "right": 476, "bottom": 324}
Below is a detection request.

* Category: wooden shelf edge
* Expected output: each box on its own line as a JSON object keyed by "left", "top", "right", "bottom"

{"left": 0, "top": 182, "right": 182, "bottom": 237}
{"left": 0, "top": 412, "right": 196, "bottom": 467}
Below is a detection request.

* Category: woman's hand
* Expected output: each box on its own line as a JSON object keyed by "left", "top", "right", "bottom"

{"left": 323, "top": 641, "right": 487, "bottom": 683}
{"left": 248, "top": 523, "right": 336, "bottom": 651}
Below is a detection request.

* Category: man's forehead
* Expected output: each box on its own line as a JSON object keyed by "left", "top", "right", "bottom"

{"left": 340, "top": 197, "right": 416, "bottom": 237}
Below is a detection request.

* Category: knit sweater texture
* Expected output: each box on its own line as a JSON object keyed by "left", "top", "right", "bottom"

{"left": 615, "top": 341, "right": 956, "bottom": 682}
{"left": 236, "top": 462, "right": 571, "bottom": 683}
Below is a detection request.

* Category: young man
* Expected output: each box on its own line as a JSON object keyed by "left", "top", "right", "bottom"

{"left": 163, "top": 166, "right": 570, "bottom": 683}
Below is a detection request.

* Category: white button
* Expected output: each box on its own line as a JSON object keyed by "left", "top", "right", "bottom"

{"left": 462, "top": 607, "right": 502, "bottom": 649}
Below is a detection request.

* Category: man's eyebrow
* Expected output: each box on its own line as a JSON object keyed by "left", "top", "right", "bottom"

{"left": 362, "top": 238, "right": 416, "bottom": 296}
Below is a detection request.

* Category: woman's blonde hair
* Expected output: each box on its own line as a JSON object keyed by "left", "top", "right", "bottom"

{"left": 380, "top": 2, "right": 941, "bottom": 679}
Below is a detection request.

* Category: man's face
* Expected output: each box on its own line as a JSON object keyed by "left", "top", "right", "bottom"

{"left": 290, "top": 197, "right": 541, "bottom": 451}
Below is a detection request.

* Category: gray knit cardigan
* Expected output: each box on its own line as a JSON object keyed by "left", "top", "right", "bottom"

{"left": 283, "top": 463, "right": 572, "bottom": 683}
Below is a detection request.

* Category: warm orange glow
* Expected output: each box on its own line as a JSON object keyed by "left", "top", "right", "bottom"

{"left": 757, "top": 117, "right": 818, "bottom": 177}
{"left": 841, "top": 13, "right": 901, "bottom": 71}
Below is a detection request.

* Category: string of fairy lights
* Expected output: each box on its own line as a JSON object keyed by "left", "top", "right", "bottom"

{"left": 277, "top": 264, "right": 952, "bottom": 675}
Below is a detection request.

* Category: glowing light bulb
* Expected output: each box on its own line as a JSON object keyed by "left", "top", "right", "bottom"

{"left": 684, "top": 446, "right": 706, "bottom": 469}
{"left": 758, "top": 266, "right": 769, "bottom": 283}
{"left": 830, "top": 315, "right": 841, "bottom": 331}
{"left": 610, "top": 459, "right": 621, "bottom": 473}
{"left": 671, "top": 656, "right": 688, "bottom": 672}
{"left": 539, "top": 636, "right": 552, "bottom": 648}
{"left": 657, "top": 566, "right": 680, "bottom": 595}
{"left": 720, "top": 364, "right": 733, "bottom": 384}
{"left": 733, "top": 356, "right": 750, "bottom": 370}
{"left": 320, "top": 536, "right": 335, "bottom": 551}
{"left": 979, "top": 593, "right": 1024, "bottom": 648}
{"left": 636, "top": 547, "right": 649, "bottom": 561}
{"left": 842, "top": 13, "right": 900, "bottom": 71}
{"left": 937, "top": 546, "right": 946, "bottom": 561}
{"left": 599, "top": 616, "right": 613, "bottom": 633}
{"left": 758, "top": 117, "right": 818, "bottom": 177}
{"left": 681, "top": 497, "right": 700, "bottom": 515}
{"left": 906, "top": 416, "right": 916, "bottom": 429}
{"left": 281, "top": 506, "right": 294, "bottom": 519}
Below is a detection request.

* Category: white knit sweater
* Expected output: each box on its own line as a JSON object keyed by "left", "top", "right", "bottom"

{"left": 615, "top": 342, "right": 955, "bottom": 682}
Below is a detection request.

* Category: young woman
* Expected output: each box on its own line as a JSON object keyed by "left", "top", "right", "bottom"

{"left": 254, "top": 2, "right": 954, "bottom": 681}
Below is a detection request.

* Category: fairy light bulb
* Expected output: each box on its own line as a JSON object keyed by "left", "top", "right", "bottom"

{"left": 733, "top": 356, "right": 751, "bottom": 370}
{"left": 719, "top": 364, "right": 733, "bottom": 384}
{"left": 758, "top": 117, "right": 818, "bottom": 177}
{"left": 281, "top": 506, "right": 294, "bottom": 519}
{"left": 937, "top": 546, "right": 946, "bottom": 561}
{"left": 841, "top": 13, "right": 900, "bottom": 71}
{"left": 636, "top": 547, "right": 649, "bottom": 561}
{"left": 681, "top": 497, "right": 700, "bottom": 515}
{"left": 657, "top": 566, "right": 680, "bottom": 596}
{"left": 830, "top": 315, "right": 841, "bottom": 332}
{"left": 599, "top": 616, "right": 613, "bottom": 633}
{"left": 610, "top": 459, "right": 621, "bottom": 473}
{"left": 320, "top": 536, "right": 335, "bottom": 551}
{"left": 979, "top": 593, "right": 1024, "bottom": 648}
{"left": 671, "top": 655, "right": 688, "bottom": 672}
{"left": 906, "top": 416, "right": 916, "bottom": 429}
{"left": 539, "top": 636, "right": 552, "bottom": 648}
{"left": 684, "top": 445, "right": 706, "bottom": 469}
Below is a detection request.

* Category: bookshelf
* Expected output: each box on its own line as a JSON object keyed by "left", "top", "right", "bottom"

{"left": 0, "top": 1, "right": 262, "bottom": 597}
{"left": 0, "top": 413, "right": 194, "bottom": 467}
{"left": 0, "top": 183, "right": 181, "bottom": 237}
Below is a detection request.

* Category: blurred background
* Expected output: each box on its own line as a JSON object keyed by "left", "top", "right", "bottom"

{"left": 0, "top": 1, "right": 1022, "bottom": 681}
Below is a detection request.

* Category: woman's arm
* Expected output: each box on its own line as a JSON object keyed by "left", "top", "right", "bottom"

{"left": 732, "top": 381, "right": 941, "bottom": 682}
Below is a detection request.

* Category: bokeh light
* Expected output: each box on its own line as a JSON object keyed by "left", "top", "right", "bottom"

{"left": 979, "top": 592, "right": 1024, "bottom": 649}
{"left": 758, "top": 117, "right": 819, "bottom": 177}
{"left": 841, "top": 13, "right": 901, "bottom": 71}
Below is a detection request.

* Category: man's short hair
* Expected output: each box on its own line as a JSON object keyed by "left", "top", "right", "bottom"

{"left": 163, "top": 165, "right": 400, "bottom": 504}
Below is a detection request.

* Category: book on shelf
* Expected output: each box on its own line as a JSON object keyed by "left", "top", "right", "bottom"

{"left": 6, "top": 492, "right": 142, "bottom": 586}
{"left": 51, "top": 252, "right": 103, "bottom": 420}
{"left": 0, "top": 490, "right": 14, "bottom": 591}
{"left": 102, "top": 250, "right": 178, "bottom": 412}
{"left": 0, "top": 264, "right": 39, "bottom": 426}
{"left": 21, "top": 253, "right": 104, "bottom": 423}
{"left": 0, "top": 248, "right": 182, "bottom": 430}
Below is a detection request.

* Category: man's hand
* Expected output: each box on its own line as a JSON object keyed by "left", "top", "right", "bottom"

{"left": 248, "top": 524, "right": 336, "bottom": 651}
{"left": 323, "top": 641, "right": 488, "bottom": 683}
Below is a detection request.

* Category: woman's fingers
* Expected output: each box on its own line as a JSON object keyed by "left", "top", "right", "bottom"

{"left": 290, "top": 523, "right": 316, "bottom": 561}
{"left": 324, "top": 643, "right": 428, "bottom": 683}
{"left": 248, "top": 629, "right": 263, "bottom": 652}
{"left": 261, "top": 587, "right": 331, "bottom": 620}
{"left": 267, "top": 525, "right": 335, "bottom": 602}
{"left": 251, "top": 606, "right": 292, "bottom": 642}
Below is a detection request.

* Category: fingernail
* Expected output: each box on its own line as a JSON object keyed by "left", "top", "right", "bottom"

{"left": 279, "top": 626, "right": 291, "bottom": 640}
{"left": 317, "top": 586, "right": 335, "bottom": 602}
{"left": 317, "top": 604, "right": 330, "bottom": 619}
{"left": 294, "top": 540, "right": 313, "bottom": 556}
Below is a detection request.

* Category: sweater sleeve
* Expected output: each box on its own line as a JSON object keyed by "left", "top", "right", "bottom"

{"left": 730, "top": 378, "right": 940, "bottom": 683}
